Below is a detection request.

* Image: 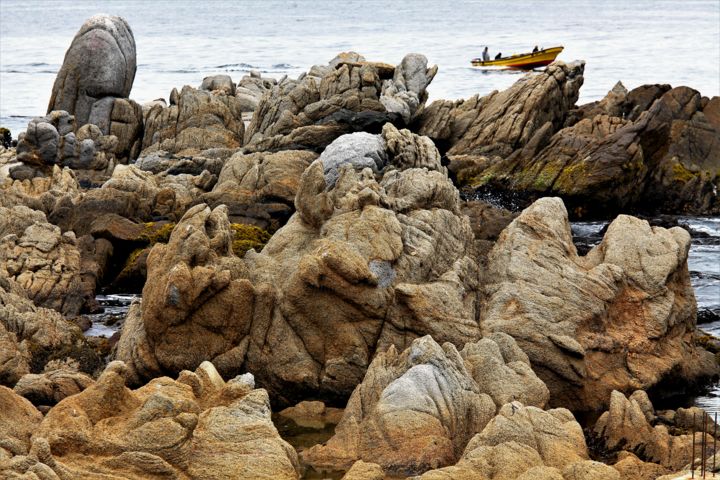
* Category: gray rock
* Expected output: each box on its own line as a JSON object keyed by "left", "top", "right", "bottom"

{"left": 48, "top": 14, "right": 136, "bottom": 127}
{"left": 319, "top": 132, "right": 387, "bottom": 187}
{"left": 200, "top": 74, "right": 236, "bottom": 95}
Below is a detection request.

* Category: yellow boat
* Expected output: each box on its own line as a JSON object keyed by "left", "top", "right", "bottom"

{"left": 471, "top": 46, "right": 564, "bottom": 69}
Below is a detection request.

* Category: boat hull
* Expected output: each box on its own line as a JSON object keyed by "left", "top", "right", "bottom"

{"left": 472, "top": 46, "right": 564, "bottom": 69}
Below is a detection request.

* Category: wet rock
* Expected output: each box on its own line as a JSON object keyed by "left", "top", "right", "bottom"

{"left": 142, "top": 85, "right": 245, "bottom": 155}
{"left": 244, "top": 53, "right": 436, "bottom": 153}
{"left": 47, "top": 15, "right": 136, "bottom": 127}
{"left": 117, "top": 126, "right": 480, "bottom": 406}
{"left": 278, "top": 400, "right": 343, "bottom": 429}
{"left": 482, "top": 197, "right": 718, "bottom": 411}
{"left": 200, "top": 149, "right": 317, "bottom": 230}
{"left": 1, "top": 361, "right": 300, "bottom": 479}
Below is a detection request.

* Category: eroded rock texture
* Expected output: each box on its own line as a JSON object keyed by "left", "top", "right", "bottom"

{"left": 482, "top": 197, "right": 717, "bottom": 411}
{"left": 244, "top": 53, "right": 437, "bottom": 152}
{"left": 467, "top": 84, "right": 720, "bottom": 216}
{"left": 0, "top": 361, "right": 301, "bottom": 479}
{"left": 302, "top": 334, "right": 548, "bottom": 476}
{"left": 116, "top": 124, "right": 480, "bottom": 405}
{"left": 142, "top": 86, "right": 245, "bottom": 155}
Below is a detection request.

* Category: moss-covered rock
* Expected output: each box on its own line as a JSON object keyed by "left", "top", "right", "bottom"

{"left": 230, "top": 223, "right": 271, "bottom": 256}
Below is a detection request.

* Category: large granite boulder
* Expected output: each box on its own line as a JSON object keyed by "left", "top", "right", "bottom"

{"left": 0, "top": 361, "right": 301, "bottom": 479}
{"left": 482, "top": 197, "right": 718, "bottom": 411}
{"left": 244, "top": 53, "right": 437, "bottom": 152}
{"left": 466, "top": 85, "right": 720, "bottom": 217}
{"left": 417, "top": 61, "right": 585, "bottom": 159}
{"left": 302, "top": 334, "right": 547, "bottom": 476}
{"left": 116, "top": 124, "right": 480, "bottom": 406}
{"left": 47, "top": 15, "right": 136, "bottom": 127}
{"left": 142, "top": 85, "right": 245, "bottom": 155}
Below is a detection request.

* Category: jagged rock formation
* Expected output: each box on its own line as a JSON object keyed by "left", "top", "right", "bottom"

{"left": 481, "top": 197, "right": 718, "bottom": 411}
{"left": 0, "top": 274, "right": 99, "bottom": 387}
{"left": 302, "top": 334, "right": 547, "bottom": 476}
{"left": 0, "top": 361, "right": 301, "bottom": 479}
{"left": 0, "top": 205, "right": 90, "bottom": 315}
{"left": 414, "top": 403, "right": 619, "bottom": 480}
{"left": 14, "top": 111, "right": 120, "bottom": 182}
{"left": 594, "top": 390, "right": 711, "bottom": 471}
{"left": 244, "top": 53, "right": 437, "bottom": 152}
{"left": 116, "top": 124, "right": 480, "bottom": 405}
{"left": 200, "top": 149, "right": 317, "bottom": 230}
{"left": 0, "top": 164, "right": 79, "bottom": 214}
{"left": 0, "top": 385, "right": 43, "bottom": 460}
{"left": 417, "top": 61, "right": 585, "bottom": 159}
{"left": 47, "top": 15, "right": 142, "bottom": 162}
{"left": 464, "top": 84, "right": 720, "bottom": 217}
{"left": 142, "top": 86, "right": 245, "bottom": 155}
{"left": 236, "top": 70, "right": 279, "bottom": 112}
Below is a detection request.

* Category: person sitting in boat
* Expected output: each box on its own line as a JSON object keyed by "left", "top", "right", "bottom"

{"left": 482, "top": 46, "right": 490, "bottom": 62}
{"left": 532, "top": 45, "right": 539, "bottom": 53}
{"left": 495, "top": 52, "right": 502, "bottom": 60}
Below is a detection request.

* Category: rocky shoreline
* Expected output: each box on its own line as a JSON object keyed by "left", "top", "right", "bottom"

{"left": 1, "top": 13, "right": 719, "bottom": 480}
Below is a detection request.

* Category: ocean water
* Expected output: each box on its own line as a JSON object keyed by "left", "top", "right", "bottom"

{"left": 1, "top": 0, "right": 719, "bottom": 135}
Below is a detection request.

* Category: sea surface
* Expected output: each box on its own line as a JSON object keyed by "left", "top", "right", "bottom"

{"left": 1, "top": 0, "right": 719, "bottom": 135}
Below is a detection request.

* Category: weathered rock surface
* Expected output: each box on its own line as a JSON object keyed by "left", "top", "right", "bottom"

{"left": 200, "top": 74, "right": 236, "bottom": 95}
{"left": 417, "top": 61, "right": 585, "bottom": 159}
{"left": 611, "top": 451, "right": 670, "bottom": 480}
{"left": 0, "top": 164, "right": 78, "bottom": 214}
{"left": 142, "top": 85, "right": 245, "bottom": 155}
{"left": 0, "top": 205, "right": 90, "bottom": 315}
{"left": 14, "top": 111, "right": 120, "bottom": 180}
{"left": 47, "top": 14, "right": 136, "bottom": 127}
{"left": 467, "top": 85, "right": 720, "bottom": 217}
{"left": 87, "top": 96, "right": 144, "bottom": 161}
{"left": 0, "top": 274, "right": 99, "bottom": 387}
{"left": 116, "top": 125, "right": 480, "bottom": 407}
{"left": 342, "top": 460, "right": 385, "bottom": 480}
{"left": 0, "top": 361, "right": 301, "bottom": 479}
{"left": 482, "top": 197, "right": 717, "bottom": 411}
{"left": 594, "top": 390, "right": 710, "bottom": 471}
{"left": 244, "top": 53, "right": 436, "bottom": 152}
{"left": 200, "top": 149, "right": 317, "bottom": 230}
{"left": 13, "top": 367, "right": 94, "bottom": 407}
{"left": 236, "top": 71, "right": 279, "bottom": 112}
{"left": 303, "top": 334, "right": 548, "bottom": 476}
{"left": 413, "top": 403, "right": 616, "bottom": 480}
{"left": 0, "top": 386, "right": 42, "bottom": 459}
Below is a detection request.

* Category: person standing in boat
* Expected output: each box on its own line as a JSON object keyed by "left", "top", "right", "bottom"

{"left": 495, "top": 52, "right": 502, "bottom": 59}
{"left": 533, "top": 45, "right": 539, "bottom": 53}
{"left": 482, "top": 46, "right": 490, "bottom": 62}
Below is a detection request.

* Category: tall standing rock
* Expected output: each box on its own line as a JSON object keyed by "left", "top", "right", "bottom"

{"left": 48, "top": 15, "right": 136, "bottom": 127}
